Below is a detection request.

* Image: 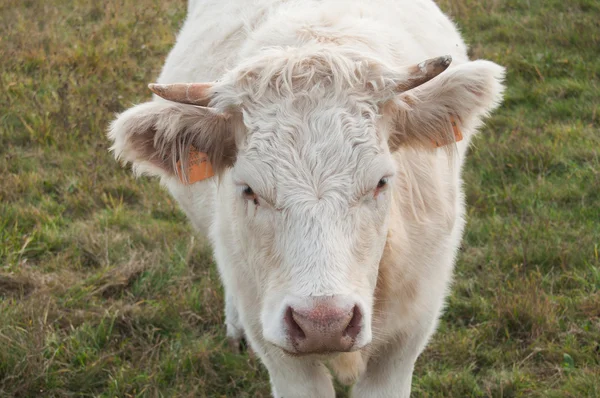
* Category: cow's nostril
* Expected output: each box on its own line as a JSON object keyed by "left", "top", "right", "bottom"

{"left": 343, "top": 305, "right": 362, "bottom": 340}
{"left": 285, "top": 307, "right": 305, "bottom": 340}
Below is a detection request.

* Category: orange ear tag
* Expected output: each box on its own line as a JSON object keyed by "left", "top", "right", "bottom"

{"left": 450, "top": 115, "right": 463, "bottom": 143}
{"left": 433, "top": 115, "right": 463, "bottom": 148}
{"left": 176, "top": 150, "right": 214, "bottom": 184}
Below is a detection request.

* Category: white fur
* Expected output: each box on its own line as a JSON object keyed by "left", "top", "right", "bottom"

{"left": 109, "top": 1, "right": 505, "bottom": 396}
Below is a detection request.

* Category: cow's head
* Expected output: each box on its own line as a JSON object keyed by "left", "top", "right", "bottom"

{"left": 109, "top": 48, "right": 504, "bottom": 355}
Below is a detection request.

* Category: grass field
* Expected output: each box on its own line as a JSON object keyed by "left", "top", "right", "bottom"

{"left": 1, "top": 0, "right": 599, "bottom": 396}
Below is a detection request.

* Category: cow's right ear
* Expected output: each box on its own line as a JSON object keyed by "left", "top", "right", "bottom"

{"left": 108, "top": 101, "right": 238, "bottom": 180}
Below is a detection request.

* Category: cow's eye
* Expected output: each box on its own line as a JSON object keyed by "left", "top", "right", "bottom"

{"left": 242, "top": 185, "right": 259, "bottom": 205}
{"left": 374, "top": 177, "right": 389, "bottom": 197}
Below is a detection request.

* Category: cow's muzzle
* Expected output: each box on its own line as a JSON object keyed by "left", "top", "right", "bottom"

{"left": 276, "top": 296, "right": 369, "bottom": 355}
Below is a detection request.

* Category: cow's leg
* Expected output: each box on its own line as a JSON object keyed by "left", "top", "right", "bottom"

{"left": 167, "top": 180, "right": 248, "bottom": 351}
{"left": 261, "top": 354, "right": 335, "bottom": 398}
{"left": 351, "top": 332, "right": 425, "bottom": 398}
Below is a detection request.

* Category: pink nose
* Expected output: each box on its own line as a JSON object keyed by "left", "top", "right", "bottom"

{"left": 284, "top": 299, "right": 363, "bottom": 354}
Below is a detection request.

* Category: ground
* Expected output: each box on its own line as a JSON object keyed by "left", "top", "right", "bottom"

{"left": 1, "top": 0, "right": 599, "bottom": 396}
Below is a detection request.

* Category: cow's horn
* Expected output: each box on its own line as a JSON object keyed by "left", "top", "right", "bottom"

{"left": 397, "top": 55, "right": 452, "bottom": 92}
{"left": 148, "top": 83, "right": 213, "bottom": 106}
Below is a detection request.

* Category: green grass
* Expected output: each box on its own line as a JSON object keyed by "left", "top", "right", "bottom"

{"left": 1, "top": 0, "right": 599, "bottom": 396}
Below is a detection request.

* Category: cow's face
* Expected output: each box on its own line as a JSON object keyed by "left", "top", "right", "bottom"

{"left": 233, "top": 92, "right": 393, "bottom": 354}
{"left": 109, "top": 51, "right": 505, "bottom": 355}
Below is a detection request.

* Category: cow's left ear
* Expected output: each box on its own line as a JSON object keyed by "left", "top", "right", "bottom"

{"left": 383, "top": 60, "right": 505, "bottom": 151}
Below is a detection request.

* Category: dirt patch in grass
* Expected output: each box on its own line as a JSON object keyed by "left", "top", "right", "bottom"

{"left": 0, "top": 275, "right": 36, "bottom": 298}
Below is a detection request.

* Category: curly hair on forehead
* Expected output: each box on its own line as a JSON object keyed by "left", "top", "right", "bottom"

{"left": 227, "top": 44, "right": 402, "bottom": 101}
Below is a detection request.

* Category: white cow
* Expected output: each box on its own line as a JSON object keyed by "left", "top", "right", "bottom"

{"left": 109, "top": 0, "right": 505, "bottom": 396}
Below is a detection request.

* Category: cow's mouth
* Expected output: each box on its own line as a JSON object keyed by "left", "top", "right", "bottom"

{"left": 278, "top": 344, "right": 361, "bottom": 358}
